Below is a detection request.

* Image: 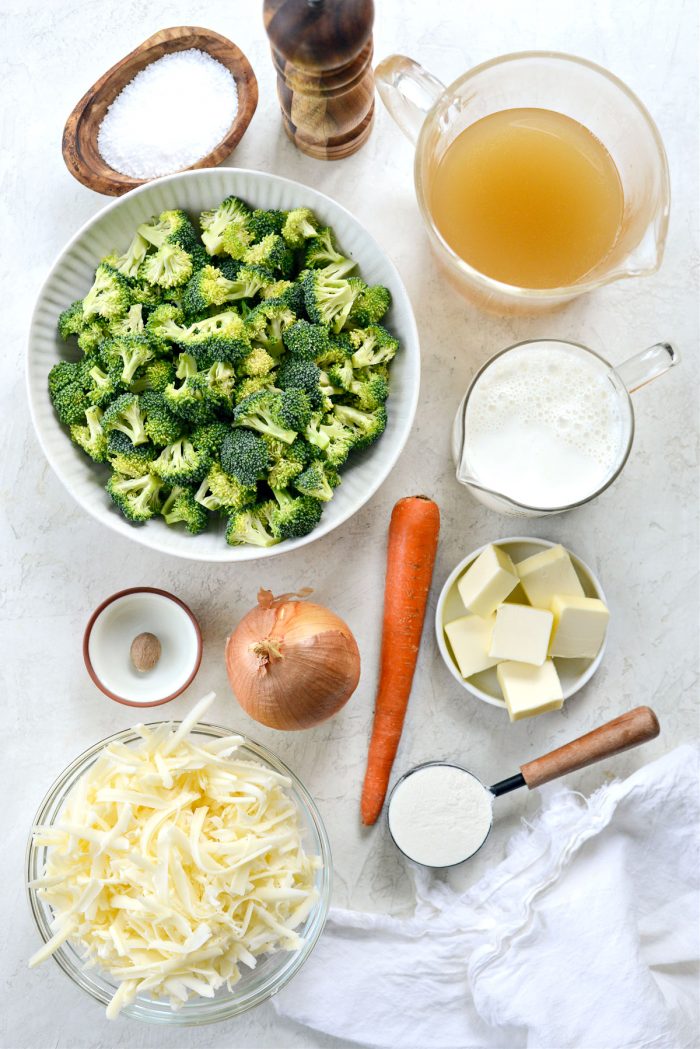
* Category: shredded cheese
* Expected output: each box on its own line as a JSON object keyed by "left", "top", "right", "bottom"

{"left": 29, "top": 693, "right": 321, "bottom": 1018}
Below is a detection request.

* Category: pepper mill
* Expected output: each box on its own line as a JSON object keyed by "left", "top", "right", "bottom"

{"left": 263, "top": 0, "right": 375, "bottom": 160}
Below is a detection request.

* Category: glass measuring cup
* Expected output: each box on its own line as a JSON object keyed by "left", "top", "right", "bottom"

{"left": 375, "top": 52, "right": 670, "bottom": 311}
{"left": 451, "top": 339, "right": 679, "bottom": 517}
{"left": 388, "top": 707, "right": 660, "bottom": 868}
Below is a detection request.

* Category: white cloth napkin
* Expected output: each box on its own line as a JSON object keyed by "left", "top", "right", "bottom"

{"left": 275, "top": 745, "right": 700, "bottom": 1049}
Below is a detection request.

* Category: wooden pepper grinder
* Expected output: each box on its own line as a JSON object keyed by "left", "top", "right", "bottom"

{"left": 263, "top": 0, "right": 375, "bottom": 160}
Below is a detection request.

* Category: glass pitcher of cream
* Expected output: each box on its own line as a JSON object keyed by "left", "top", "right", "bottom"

{"left": 451, "top": 340, "right": 679, "bottom": 516}
{"left": 375, "top": 52, "right": 670, "bottom": 311}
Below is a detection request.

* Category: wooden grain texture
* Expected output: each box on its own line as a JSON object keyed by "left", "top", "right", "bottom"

{"left": 521, "top": 706, "right": 660, "bottom": 788}
{"left": 62, "top": 26, "right": 258, "bottom": 196}
{"left": 263, "top": 0, "right": 375, "bottom": 160}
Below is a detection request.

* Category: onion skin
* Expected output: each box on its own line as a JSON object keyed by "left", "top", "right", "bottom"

{"left": 225, "top": 590, "right": 361, "bottom": 730}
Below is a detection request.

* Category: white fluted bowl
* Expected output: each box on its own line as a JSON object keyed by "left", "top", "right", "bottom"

{"left": 27, "top": 169, "right": 420, "bottom": 562}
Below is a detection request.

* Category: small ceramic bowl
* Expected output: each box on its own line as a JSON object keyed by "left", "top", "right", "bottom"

{"left": 83, "top": 588, "right": 202, "bottom": 706}
{"left": 435, "top": 537, "right": 608, "bottom": 712}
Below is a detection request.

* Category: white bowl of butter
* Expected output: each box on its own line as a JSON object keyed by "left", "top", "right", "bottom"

{"left": 435, "top": 538, "right": 609, "bottom": 719}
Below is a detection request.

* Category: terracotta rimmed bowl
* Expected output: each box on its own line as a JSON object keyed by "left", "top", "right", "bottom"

{"left": 83, "top": 587, "right": 202, "bottom": 706}
{"left": 62, "top": 26, "right": 258, "bottom": 195}
{"left": 435, "top": 537, "right": 609, "bottom": 712}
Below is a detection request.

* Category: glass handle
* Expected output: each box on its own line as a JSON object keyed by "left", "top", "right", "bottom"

{"left": 374, "top": 55, "right": 445, "bottom": 144}
{"left": 613, "top": 342, "right": 680, "bottom": 393}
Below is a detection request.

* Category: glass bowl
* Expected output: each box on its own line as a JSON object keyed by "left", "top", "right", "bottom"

{"left": 26, "top": 722, "right": 332, "bottom": 1025}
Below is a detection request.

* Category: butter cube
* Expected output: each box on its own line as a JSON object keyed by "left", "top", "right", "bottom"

{"left": 497, "top": 660, "right": 564, "bottom": 721}
{"left": 457, "top": 544, "right": 519, "bottom": 618}
{"left": 516, "top": 545, "right": 584, "bottom": 609}
{"left": 549, "top": 594, "right": 610, "bottom": 659}
{"left": 489, "top": 604, "right": 553, "bottom": 666}
{"left": 444, "top": 614, "right": 499, "bottom": 679}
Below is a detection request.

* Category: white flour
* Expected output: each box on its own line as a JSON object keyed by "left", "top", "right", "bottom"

{"left": 388, "top": 764, "right": 493, "bottom": 867}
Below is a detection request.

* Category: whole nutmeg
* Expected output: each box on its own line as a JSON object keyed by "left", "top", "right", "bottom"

{"left": 130, "top": 632, "right": 161, "bottom": 673}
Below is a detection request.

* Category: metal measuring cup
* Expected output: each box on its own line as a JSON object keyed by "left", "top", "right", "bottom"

{"left": 387, "top": 707, "right": 660, "bottom": 868}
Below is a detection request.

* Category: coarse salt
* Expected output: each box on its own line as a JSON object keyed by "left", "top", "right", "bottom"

{"left": 98, "top": 49, "right": 239, "bottom": 180}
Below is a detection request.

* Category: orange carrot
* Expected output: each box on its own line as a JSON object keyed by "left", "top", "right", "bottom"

{"left": 361, "top": 495, "right": 440, "bottom": 825}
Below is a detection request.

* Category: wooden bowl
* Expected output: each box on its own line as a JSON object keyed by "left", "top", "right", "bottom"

{"left": 62, "top": 26, "right": 258, "bottom": 196}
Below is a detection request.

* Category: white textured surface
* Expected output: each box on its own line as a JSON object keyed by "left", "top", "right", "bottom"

{"left": 1, "top": 1, "right": 697, "bottom": 1047}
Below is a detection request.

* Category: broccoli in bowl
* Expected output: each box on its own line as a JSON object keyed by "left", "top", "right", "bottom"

{"left": 48, "top": 197, "right": 398, "bottom": 549}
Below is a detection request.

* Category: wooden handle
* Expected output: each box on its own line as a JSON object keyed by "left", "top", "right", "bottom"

{"left": 520, "top": 706, "right": 660, "bottom": 789}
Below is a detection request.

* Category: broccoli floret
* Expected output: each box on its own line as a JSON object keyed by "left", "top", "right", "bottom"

{"left": 220, "top": 428, "right": 269, "bottom": 485}
{"left": 332, "top": 403, "right": 387, "bottom": 450}
{"left": 107, "top": 431, "right": 158, "bottom": 477}
{"left": 145, "top": 303, "right": 185, "bottom": 340}
{"left": 182, "top": 265, "right": 240, "bottom": 316}
{"left": 220, "top": 222, "right": 254, "bottom": 260}
{"left": 139, "top": 243, "right": 196, "bottom": 289}
{"left": 48, "top": 360, "right": 83, "bottom": 398}
{"left": 223, "top": 264, "right": 274, "bottom": 301}
{"left": 154, "top": 308, "right": 252, "bottom": 367}
{"left": 234, "top": 375, "right": 276, "bottom": 404}
{"left": 247, "top": 299, "right": 296, "bottom": 356}
{"left": 106, "top": 470, "right": 164, "bottom": 523}
{"left": 194, "top": 463, "right": 256, "bottom": 513}
{"left": 85, "top": 363, "right": 123, "bottom": 406}
{"left": 277, "top": 388, "right": 312, "bottom": 432}
{"left": 130, "top": 359, "right": 176, "bottom": 393}
{"left": 100, "top": 334, "right": 155, "bottom": 384}
{"left": 326, "top": 357, "right": 354, "bottom": 391}
{"left": 226, "top": 504, "right": 279, "bottom": 547}
{"left": 268, "top": 488, "right": 323, "bottom": 540}
{"left": 294, "top": 461, "right": 338, "bottom": 502}
{"left": 347, "top": 373, "right": 389, "bottom": 410}
{"left": 135, "top": 210, "right": 205, "bottom": 288}
{"left": 217, "top": 257, "right": 243, "bottom": 282}
{"left": 281, "top": 208, "right": 319, "bottom": 248}
{"left": 140, "top": 389, "right": 182, "bottom": 446}
{"left": 248, "top": 208, "right": 287, "bottom": 241}
{"left": 57, "top": 301, "right": 88, "bottom": 341}
{"left": 131, "top": 280, "right": 165, "bottom": 307}
{"left": 151, "top": 437, "right": 210, "bottom": 485}
{"left": 302, "top": 269, "right": 363, "bottom": 333}
{"left": 348, "top": 284, "right": 392, "bottom": 327}
{"left": 82, "top": 263, "right": 132, "bottom": 321}
{"left": 349, "top": 325, "right": 399, "bottom": 368}
{"left": 69, "top": 405, "right": 108, "bottom": 462}
{"left": 261, "top": 278, "right": 307, "bottom": 317}
{"left": 160, "top": 485, "right": 209, "bottom": 534}
{"left": 163, "top": 356, "right": 219, "bottom": 425}
{"left": 233, "top": 389, "right": 306, "bottom": 445}
{"left": 242, "top": 234, "right": 294, "bottom": 277}
{"left": 102, "top": 393, "right": 148, "bottom": 446}
{"left": 276, "top": 357, "right": 329, "bottom": 411}
{"left": 77, "top": 321, "right": 109, "bottom": 355}
{"left": 282, "top": 319, "right": 331, "bottom": 361}
{"left": 111, "top": 232, "right": 150, "bottom": 280}
{"left": 138, "top": 209, "right": 200, "bottom": 253}
{"left": 305, "top": 414, "right": 355, "bottom": 466}
{"left": 200, "top": 196, "right": 252, "bottom": 256}
{"left": 110, "top": 303, "right": 145, "bottom": 337}
{"left": 303, "top": 226, "right": 355, "bottom": 271}
{"left": 190, "top": 421, "right": 230, "bottom": 458}
{"left": 50, "top": 377, "right": 90, "bottom": 426}
{"left": 237, "top": 346, "right": 276, "bottom": 378}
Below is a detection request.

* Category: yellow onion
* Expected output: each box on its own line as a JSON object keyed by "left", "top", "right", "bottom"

{"left": 225, "top": 589, "right": 361, "bottom": 730}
